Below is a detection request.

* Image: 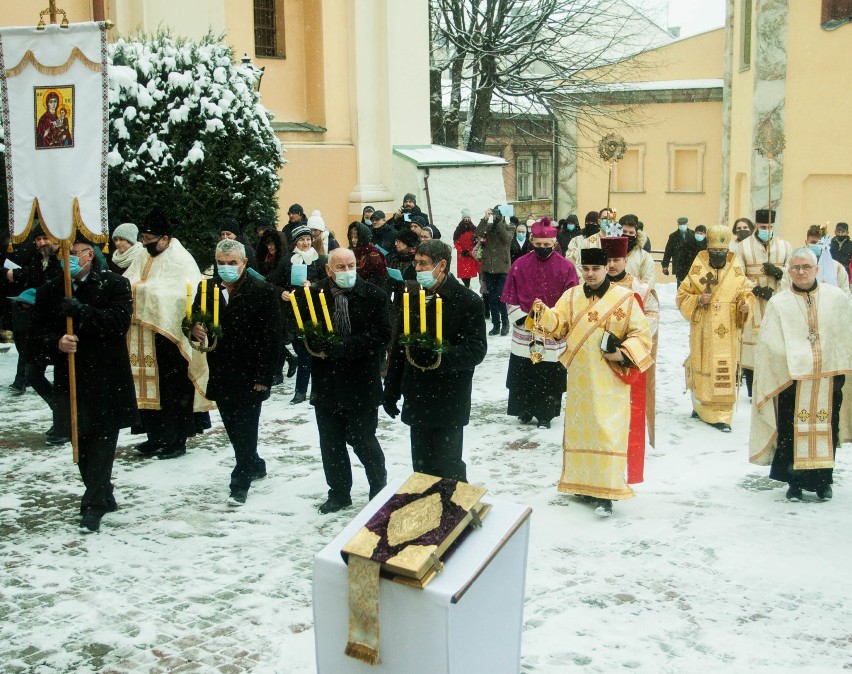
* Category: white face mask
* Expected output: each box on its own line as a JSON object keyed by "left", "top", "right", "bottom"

{"left": 335, "top": 269, "right": 357, "bottom": 289}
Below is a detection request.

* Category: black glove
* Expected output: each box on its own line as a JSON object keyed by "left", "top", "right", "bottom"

{"left": 752, "top": 285, "right": 774, "bottom": 300}
{"left": 382, "top": 398, "right": 400, "bottom": 418}
{"left": 461, "top": 249, "right": 470, "bottom": 257}
{"left": 60, "top": 297, "right": 83, "bottom": 318}
{"left": 408, "top": 344, "right": 437, "bottom": 366}
{"left": 762, "top": 262, "right": 783, "bottom": 280}
{"left": 661, "top": 267, "right": 670, "bottom": 276}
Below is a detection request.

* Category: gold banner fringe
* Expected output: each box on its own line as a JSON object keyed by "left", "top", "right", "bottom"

{"left": 5, "top": 47, "right": 102, "bottom": 78}
{"left": 344, "top": 642, "right": 380, "bottom": 666}
{"left": 8, "top": 197, "right": 107, "bottom": 245}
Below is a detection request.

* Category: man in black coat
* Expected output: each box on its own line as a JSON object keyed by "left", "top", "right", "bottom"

{"left": 830, "top": 222, "right": 852, "bottom": 269}
{"left": 29, "top": 236, "right": 138, "bottom": 533}
{"left": 299, "top": 248, "right": 392, "bottom": 513}
{"left": 383, "top": 240, "right": 487, "bottom": 482}
{"left": 192, "top": 239, "right": 281, "bottom": 506}
{"left": 661, "top": 216, "right": 695, "bottom": 286}
{"left": 369, "top": 210, "right": 397, "bottom": 254}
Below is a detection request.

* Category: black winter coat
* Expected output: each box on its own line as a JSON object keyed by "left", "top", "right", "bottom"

{"left": 662, "top": 228, "right": 696, "bottom": 280}
{"left": 30, "top": 268, "right": 138, "bottom": 436}
{"left": 196, "top": 273, "right": 282, "bottom": 403}
{"left": 305, "top": 277, "right": 391, "bottom": 411}
{"left": 384, "top": 274, "right": 487, "bottom": 428}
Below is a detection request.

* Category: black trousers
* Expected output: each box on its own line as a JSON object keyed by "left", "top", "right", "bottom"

{"left": 315, "top": 405, "right": 386, "bottom": 499}
{"left": 78, "top": 428, "right": 119, "bottom": 516}
{"left": 743, "top": 368, "right": 754, "bottom": 398}
{"left": 410, "top": 425, "right": 466, "bottom": 482}
{"left": 218, "top": 397, "right": 266, "bottom": 492}
{"left": 140, "top": 335, "right": 195, "bottom": 449}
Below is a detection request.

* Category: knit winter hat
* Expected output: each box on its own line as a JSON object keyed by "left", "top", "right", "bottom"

{"left": 307, "top": 210, "right": 326, "bottom": 232}
{"left": 112, "top": 222, "right": 138, "bottom": 243}
{"left": 461, "top": 208, "right": 472, "bottom": 218}
{"left": 403, "top": 193, "right": 417, "bottom": 204}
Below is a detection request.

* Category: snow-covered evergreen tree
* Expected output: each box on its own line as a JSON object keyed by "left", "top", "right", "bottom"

{"left": 108, "top": 31, "right": 285, "bottom": 265}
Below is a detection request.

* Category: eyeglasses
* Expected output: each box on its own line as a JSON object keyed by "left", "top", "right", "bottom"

{"left": 789, "top": 264, "right": 815, "bottom": 273}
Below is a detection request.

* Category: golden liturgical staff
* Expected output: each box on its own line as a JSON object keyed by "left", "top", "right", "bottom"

{"left": 676, "top": 226, "right": 755, "bottom": 432}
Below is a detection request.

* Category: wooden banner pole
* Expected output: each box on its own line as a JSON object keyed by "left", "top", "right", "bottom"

{"left": 60, "top": 241, "right": 80, "bottom": 464}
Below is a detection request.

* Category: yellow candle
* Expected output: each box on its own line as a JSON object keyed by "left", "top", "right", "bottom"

{"left": 319, "top": 290, "right": 334, "bottom": 332}
{"left": 419, "top": 286, "right": 426, "bottom": 333}
{"left": 403, "top": 287, "right": 410, "bottom": 336}
{"left": 289, "top": 292, "right": 305, "bottom": 330}
{"left": 200, "top": 279, "right": 207, "bottom": 313}
{"left": 304, "top": 285, "right": 318, "bottom": 325}
{"left": 436, "top": 296, "right": 443, "bottom": 344}
{"left": 213, "top": 286, "right": 220, "bottom": 327}
{"left": 186, "top": 282, "right": 192, "bottom": 321}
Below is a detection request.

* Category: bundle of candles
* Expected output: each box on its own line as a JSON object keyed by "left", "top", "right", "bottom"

{"left": 402, "top": 286, "right": 442, "bottom": 343}
{"left": 186, "top": 279, "right": 220, "bottom": 327}
{"left": 289, "top": 286, "right": 334, "bottom": 333}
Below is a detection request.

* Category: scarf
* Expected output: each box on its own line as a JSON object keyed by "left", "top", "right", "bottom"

{"left": 111, "top": 242, "right": 144, "bottom": 269}
{"left": 329, "top": 284, "right": 352, "bottom": 338}
{"left": 291, "top": 247, "right": 319, "bottom": 265}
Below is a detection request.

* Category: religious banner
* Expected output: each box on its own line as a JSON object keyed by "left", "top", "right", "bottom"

{"left": 0, "top": 22, "right": 109, "bottom": 244}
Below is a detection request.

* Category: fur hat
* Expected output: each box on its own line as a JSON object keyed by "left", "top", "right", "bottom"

{"left": 600, "top": 236, "right": 628, "bottom": 258}
{"left": 307, "top": 210, "right": 326, "bottom": 232}
{"left": 755, "top": 209, "right": 776, "bottom": 225}
{"left": 140, "top": 207, "right": 171, "bottom": 236}
{"left": 580, "top": 247, "right": 608, "bottom": 265}
{"left": 112, "top": 222, "right": 138, "bottom": 243}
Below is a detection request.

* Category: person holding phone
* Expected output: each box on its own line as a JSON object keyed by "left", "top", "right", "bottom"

{"left": 475, "top": 206, "right": 513, "bottom": 335}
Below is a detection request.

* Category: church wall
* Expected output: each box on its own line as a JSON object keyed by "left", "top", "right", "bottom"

{"left": 727, "top": 0, "right": 755, "bottom": 227}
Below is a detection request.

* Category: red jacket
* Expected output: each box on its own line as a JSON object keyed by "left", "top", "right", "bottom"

{"left": 454, "top": 230, "right": 480, "bottom": 279}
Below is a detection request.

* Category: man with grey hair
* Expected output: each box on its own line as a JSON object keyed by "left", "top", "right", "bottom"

{"left": 384, "top": 239, "right": 487, "bottom": 481}
{"left": 192, "top": 238, "right": 281, "bottom": 505}
{"left": 750, "top": 247, "right": 852, "bottom": 502}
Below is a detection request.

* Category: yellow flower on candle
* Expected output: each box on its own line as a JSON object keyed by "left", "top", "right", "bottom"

{"left": 290, "top": 292, "right": 305, "bottom": 330}
{"left": 213, "top": 285, "right": 220, "bottom": 327}
{"left": 319, "top": 290, "right": 334, "bottom": 333}
{"left": 436, "top": 296, "right": 443, "bottom": 344}
{"left": 419, "top": 286, "right": 426, "bottom": 334}
{"left": 200, "top": 279, "right": 207, "bottom": 313}
{"left": 305, "top": 285, "right": 318, "bottom": 325}
{"left": 403, "top": 287, "right": 410, "bottom": 336}
{"left": 186, "top": 282, "right": 192, "bottom": 321}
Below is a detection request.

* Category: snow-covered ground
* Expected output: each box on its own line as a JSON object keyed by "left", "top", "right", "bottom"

{"left": 0, "top": 283, "right": 850, "bottom": 673}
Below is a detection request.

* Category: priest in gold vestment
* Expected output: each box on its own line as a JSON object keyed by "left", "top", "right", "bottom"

{"left": 531, "top": 247, "right": 652, "bottom": 516}
{"left": 677, "top": 226, "right": 754, "bottom": 432}
{"left": 749, "top": 248, "right": 852, "bottom": 501}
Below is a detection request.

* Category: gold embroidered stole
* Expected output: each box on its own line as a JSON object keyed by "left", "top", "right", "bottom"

{"left": 561, "top": 288, "right": 632, "bottom": 371}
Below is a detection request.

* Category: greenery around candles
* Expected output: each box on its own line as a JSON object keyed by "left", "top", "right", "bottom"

{"left": 182, "top": 311, "right": 223, "bottom": 341}
{"left": 399, "top": 331, "right": 445, "bottom": 354}
{"left": 296, "top": 321, "right": 342, "bottom": 357}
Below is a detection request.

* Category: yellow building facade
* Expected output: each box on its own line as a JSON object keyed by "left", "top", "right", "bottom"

{"left": 2, "top": 0, "right": 431, "bottom": 238}
{"left": 561, "top": 29, "right": 725, "bottom": 253}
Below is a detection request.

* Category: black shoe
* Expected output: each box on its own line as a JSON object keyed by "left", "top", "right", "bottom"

{"left": 79, "top": 512, "right": 102, "bottom": 533}
{"left": 9, "top": 382, "right": 26, "bottom": 396}
{"left": 500, "top": 323, "right": 510, "bottom": 336}
{"left": 228, "top": 489, "right": 248, "bottom": 507}
{"left": 319, "top": 494, "right": 352, "bottom": 514}
{"left": 519, "top": 413, "right": 533, "bottom": 424}
{"left": 817, "top": 486, "right": 833, "bottom": 501}
{"left": 285, "top": 352, "right": 298, "bottom": 378}
{"left": 786, "top": 485, "right": 803, "bottom": 501}
{"left": 595, "top": 499, "right": 613, "bottom": 517}
{"left": 712, "top": 423, "right": 732, "bottom": 433}
{"left": 537, "top": 419, "right": 551, "bottom": 429}
{"left": 46, "top": 434, "right": 70, "bottom": 446}
{"left": 368, "top": 482, "right": 387, "bottom": 500}
{"left": 488, "top": 326, "right": 500, "bottom": 336}
{"left": 690, "top": 410, "right": 699, "bottom": 419}
{"left": 157, "top": 446, "right": 186, "bottom": 460}
{"left": 250, "top": 466, "right": 267, "bottom": 481}
{"left": 290, "top": 391, "right": 307, "bottom": 405}
{"left": 135, "top": 440, "right": 163, "bottom": 456}
{"left": 272, "top": 373, "right": 284, "bottom": 386}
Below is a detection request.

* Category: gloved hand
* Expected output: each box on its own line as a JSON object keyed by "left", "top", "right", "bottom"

{"left": 60, "top": 297, "right": 84, "bottom": 317}
{"left": 661, "top": 267, "right": 670, "bottom": 276}
{"left": 408, "top": 344, "right": 437, "bottom": 366}
{"left": 307, "top": 334, "right": 334, "bottom": 354}
{"left": 762, "top": 262, "right": 783, "bottom": 280}
{"left": 382, "top": 398, "right": 400, "bottom": 419}
{"left": 752, "top": 285, "right": 774, "bottom": 300}
{"left": 461, "top": 249, "right": 470, "bottom": 257}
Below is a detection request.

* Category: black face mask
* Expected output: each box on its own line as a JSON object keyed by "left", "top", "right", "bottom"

{"left": 534, "top": 246, "right": 554, "bottom": 260}
{"left": 625, "top": 235, "right": 637, "bottom": 250}
{"left": 145, "top": 238, "right": 163, "bottom": 257}
{"left": 735, "top": 230, "right": 750, "bottom": 241}
{"left": 708, "top": 251, "right": 728, "bottom": 269}
{"left": 837, "top": 234, "right": 848, "bottom": 241}
{"left": 585, "top": 224, "right": 600, "bottom": 235}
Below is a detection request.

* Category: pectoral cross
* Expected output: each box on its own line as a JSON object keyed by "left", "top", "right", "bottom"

{"left": 699, "top": 272, "right": 718, "bottom": 295}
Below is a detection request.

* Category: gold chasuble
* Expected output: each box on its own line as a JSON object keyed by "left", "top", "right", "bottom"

{"left": 123, "top": 239, "right": 214, "bottom": 412}
{"left": 734, "top": 235, "right": 791, "bottom": 369}
{"left": 532, "top": 284, "right": 652, "bottom": 500}
{"left": 676, "top": 252, "right": 755, "bottom": 424}
{"left": 749, "top": 285, "right": 852, "bottom": 468}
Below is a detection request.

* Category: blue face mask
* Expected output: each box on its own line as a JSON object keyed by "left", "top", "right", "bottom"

{"left": 417, "top": 269, "right": 437, "bottom": 290}
{"left": 218, "top": 264, "right": 241, "bottom": 282}
{"left": 364, "top": 219, "right": 372, "bottom": 226}
{"left": 60, "top": 255, "right": 83, "bottom": 276}
{"left": 335, "top": 269, "right": 357, "bottom": 289}
{"left": 808, "top": 244, "right": 822, "bottom": 259}
{"left": 516, "top": 234, "right": 526, "bottom": 244}
{"left": 567, "top": 224, "right": 576, "bottom": 231}
{"left": 695, "top": 234, "right": 706, "bottom": 243}
{"left": 678, "top": 224, "right": 687, "bottom": 233}
{"left": 756, "top": 229, "right": 772, "bottom": 242}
